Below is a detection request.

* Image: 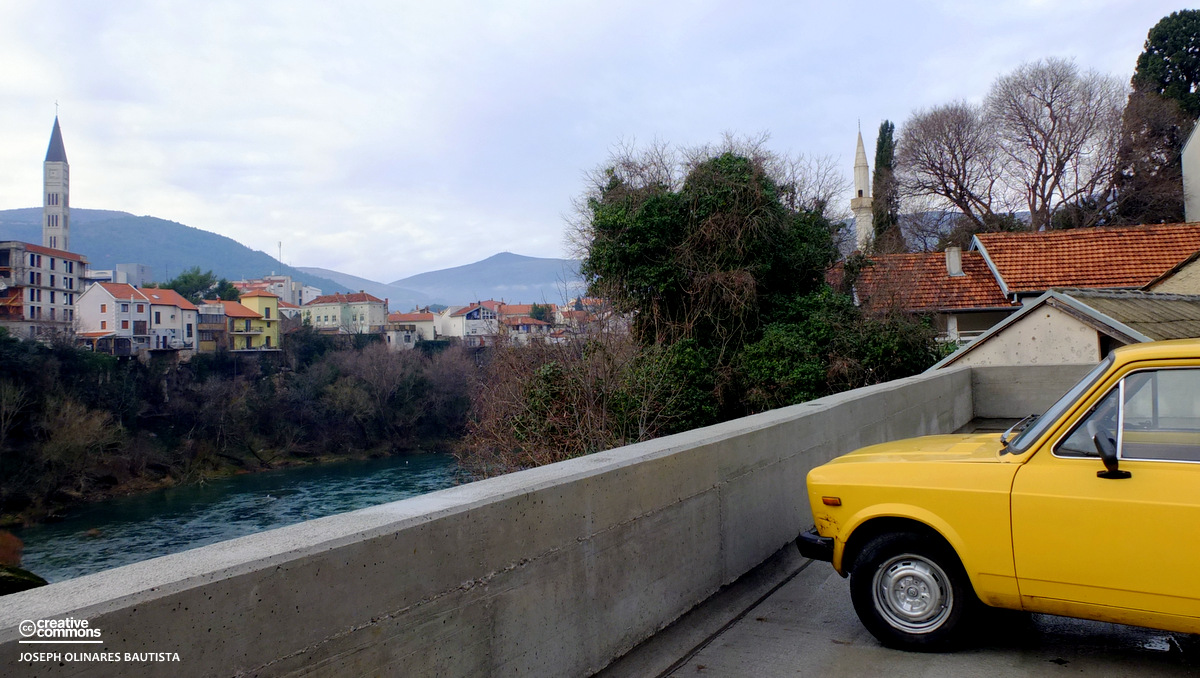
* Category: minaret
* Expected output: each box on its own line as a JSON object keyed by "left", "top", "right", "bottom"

{"left": 43, "top": 117, "right": 70, "bottom": 251}
{"left": 850, "top": 129, "right": 873, "bottom": 252}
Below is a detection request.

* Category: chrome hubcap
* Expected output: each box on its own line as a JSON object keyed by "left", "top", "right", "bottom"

{"left": 872, "top": 553, "right": 953, "bottom": 633}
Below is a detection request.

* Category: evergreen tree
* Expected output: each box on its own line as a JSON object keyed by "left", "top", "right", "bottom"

{"left": 1115, "top": 11, "right": 1200, "bottom": 224}
{"left": 1134, "top": 10, "right": 1200, "bottom": 116}
{"left": 871, "top": 120, "right": 903, "bottom": 252}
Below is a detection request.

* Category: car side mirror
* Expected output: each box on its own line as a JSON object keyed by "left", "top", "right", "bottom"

{"left": 1093, "top": 430, "right": 1130, "bottom": 479}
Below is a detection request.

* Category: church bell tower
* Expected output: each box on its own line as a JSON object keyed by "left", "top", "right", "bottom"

{"left": 43, "top": 117, "right": 70, "bottom": 251}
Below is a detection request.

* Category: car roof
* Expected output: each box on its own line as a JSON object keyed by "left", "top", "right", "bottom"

{"left": 1111, "top": 338, "right": 1200, "bottom": 364}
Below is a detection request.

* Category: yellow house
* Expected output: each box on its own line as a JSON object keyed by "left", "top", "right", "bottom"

{"left": 236, "top": 291, "right": 280, "bottom": 350}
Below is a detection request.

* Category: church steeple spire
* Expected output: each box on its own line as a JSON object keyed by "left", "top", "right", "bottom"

{"left": 42, "top": 116, "right": 70, "bottom": 251}
{"left": 850, "top": 129, "right": 874, "bottom": 252}
{"left": 45, "top": 117, "right": 68, "bottom": 163}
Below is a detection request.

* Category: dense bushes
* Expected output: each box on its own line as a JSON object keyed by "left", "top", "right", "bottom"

{"left": 0, "top": 330, "right": 477, "bottom": 522}
{"left": 457, "top": 144, "right": 943, "bottom": 477}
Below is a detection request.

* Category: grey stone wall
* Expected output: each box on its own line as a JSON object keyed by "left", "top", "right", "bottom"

{"left": 1, "top": 364, "right": 1077, "bottom": 678}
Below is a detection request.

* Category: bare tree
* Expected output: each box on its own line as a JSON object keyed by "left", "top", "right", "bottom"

{"left": 985, "top": 58, "right": 1126, "bottom": 230}
{"left": 1113, "top": 89, "right": 1195, "bottom": 224}
{"left": 0, "top": 380, "right": 29, "bottom": 454}
{"left": 568, "top": 134, "right": 850, "bottom": 261}
{"left": 895, "top": 101, "right": 1004, "bottom": 230}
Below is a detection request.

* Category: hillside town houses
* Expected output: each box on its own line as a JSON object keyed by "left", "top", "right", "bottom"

{"left": 9, "top": 118, "right": 1200, "bottom": 363}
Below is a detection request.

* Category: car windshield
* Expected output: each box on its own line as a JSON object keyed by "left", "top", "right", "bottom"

{"left": 1005, "top": 354, "right": 1115, "bottom": 455}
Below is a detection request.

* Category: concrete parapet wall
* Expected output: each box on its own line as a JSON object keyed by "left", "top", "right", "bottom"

{"left": 2, "top": 366, "right": 985, "bottom": 677}
{"left": 971, "top": 363, "right": 1093, "bottom": 419}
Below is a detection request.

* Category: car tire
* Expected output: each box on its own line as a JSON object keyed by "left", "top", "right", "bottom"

{"left": 849, "top": 531, "right": 977, "bottom": 651}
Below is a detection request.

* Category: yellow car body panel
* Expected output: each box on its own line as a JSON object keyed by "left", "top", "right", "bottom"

{"left": 804, "top": 338, "right": 1200, "bottom": 636}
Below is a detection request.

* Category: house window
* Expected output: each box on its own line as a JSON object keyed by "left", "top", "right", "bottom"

{"left": 122, "top": 320, "right": 129, "bottom": 330}
{"left": 244, "top": 319, "right": 251, "bottom": 331}
{"left": 49, "top": 308, "right": 55, "bottom": 320}
{"left": 28, "top": 289, "right": 34, "bottom": 302}
{"left": 264, "top": 307, "right": 271, "bottom": 319}
{"left": 67, "top": 294, "right": 73, "bottom": 305}
{"left": 121, "top": 303, "right": 129, "bottom": 312}
{"left": 101, "top": 303, "right": 107, "bottom": 313}
{"left": 49, "top": 275, "right": 55, "bottom": 287}
{"left": 100, "top": 320, "right": 107, "bottom": 329}
{"left": 29, "top": 272, "right": 35, "bottom": 285}
{"left": 154, "top": 311, "right": 161, "bottom": 324}
{"left": 186, "top": 324, "right": 193, "bottom": 338}
{"left": 49, "top": 291, "right": 55, "bottom": 304}
{"left": 49, "top": 259, "right": 56, "bottom": 270}
{"left": 137, "top": 304, "right": 144, "bottom": 313}
{"left": 66, "top": 277, "right": 73, "bottom": 289}
{"left": 265, "top": 336, "right": 271, "bottom": 348}
{"left": 67, "top": 261, "right": 73, "bottom": 273}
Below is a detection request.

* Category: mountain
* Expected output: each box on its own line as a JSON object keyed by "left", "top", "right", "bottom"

{"left": 295, "top": 267, "right": 430, "bottom": 310}
{"left": 388, "top": 252, "right": 584, "bottom": 307}
{"left": 0, "top": 208, "right": 349, "bottom": 294}
{"left": 0, "top": 208, "right": 585, "bottom": 309}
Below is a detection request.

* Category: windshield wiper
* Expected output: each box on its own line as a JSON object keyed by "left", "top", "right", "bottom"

{"left": 1000, "top": 414, "right": 1039, "bottom": 453}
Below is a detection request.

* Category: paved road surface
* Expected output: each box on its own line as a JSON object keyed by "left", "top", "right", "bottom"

{"left": 665, "top": 557, "right": 1200, "bottom": 677}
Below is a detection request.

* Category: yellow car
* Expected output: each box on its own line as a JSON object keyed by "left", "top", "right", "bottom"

{"left": 798, "top": 338, "right": 1200, "bottom": 651}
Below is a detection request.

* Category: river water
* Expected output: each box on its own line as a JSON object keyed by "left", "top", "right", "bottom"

{"left": 13, "top": 453, "right": 462, "bottom": 583}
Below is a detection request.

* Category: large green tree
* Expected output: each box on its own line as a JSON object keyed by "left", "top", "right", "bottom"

{"left": 1133, "top": 10, "right": 1200, "bottom": 117}
{"left": 581, "top": 151, "right": 837, "bottom": 357}
{"left": 161, "top": 267, "right": 240, "bottom": 303}
{"left": 1114, "top": 11, "right": 1200, "bottom": 224}
{"left": 871, "top": 120, "right": 903, "bottom": 253}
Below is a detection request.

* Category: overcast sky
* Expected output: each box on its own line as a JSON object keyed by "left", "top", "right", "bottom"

{"left": 0, "top": 1, "right": 1189, "bottom": 282}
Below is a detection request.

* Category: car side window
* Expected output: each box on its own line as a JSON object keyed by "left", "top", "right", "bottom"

{"left": 1055, "top": 388, "right": 1119, "bottom": 458}
{"left": 1121, "top": 368, "right": 1200, "bottom": 463}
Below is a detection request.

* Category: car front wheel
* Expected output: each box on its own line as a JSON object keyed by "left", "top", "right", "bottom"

{"left": 849, "top": 532, "right": 977, "bottom": 651}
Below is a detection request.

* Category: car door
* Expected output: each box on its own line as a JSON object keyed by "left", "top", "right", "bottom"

{"left": 1010, "top": 366, "right": 1200, "bottom": 622}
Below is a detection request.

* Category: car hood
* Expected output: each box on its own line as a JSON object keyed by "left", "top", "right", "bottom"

{"left": 826, "top": 433, "right": 1005, "bottom": 465}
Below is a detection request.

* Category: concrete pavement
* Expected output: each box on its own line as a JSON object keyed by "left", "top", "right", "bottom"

{"left": 601, "top": 545, "right": 1200, "bottom": 678}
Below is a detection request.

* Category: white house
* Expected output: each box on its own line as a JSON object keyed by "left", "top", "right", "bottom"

{"left": 141, "top": 288, "right": 199, "bottom": 353}
{"left": 302, "top": 292, "right": 388, "bottom": 333}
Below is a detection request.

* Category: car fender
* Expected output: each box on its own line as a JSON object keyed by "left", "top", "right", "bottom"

{"left": 835, "top": 502, "right": 968, "bottom": 574}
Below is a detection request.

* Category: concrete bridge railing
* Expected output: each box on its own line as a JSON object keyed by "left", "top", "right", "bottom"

{"left": 1, "top": 364, "right": 1090, "bottom": 677}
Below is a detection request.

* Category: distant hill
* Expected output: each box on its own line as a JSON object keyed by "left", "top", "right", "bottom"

{"left": 295, "top": 267, "right": 430, "bottom": 310}
{"left": 388, "top": 252, "right": 584, "bottom": 307}
{"left": 0, "top": 207, "right": 349, "bottom": 294}
{"left": 0, "top": 208, "right": 585, "bottom": 309}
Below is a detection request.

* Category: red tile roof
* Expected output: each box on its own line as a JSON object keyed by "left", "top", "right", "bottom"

{"left": 214, "top": 300, "right": 262, "bottom": 319}
{"left": 306, "top": 292, "right": 385, "bottom": 305}
{"left": 142, "top": 288, "right": 199, "bottom": 311}
{"left": 239, "top": 290, "right": 280, "bottom": 299}
{"left": 278, "top": 300, "right": 300, "bottom": 309}
{"left": 388, "top": 312, "right": 435, "bottom": 322}
{"left": 22, "top": 242, "right": 87, "bottom": 262}
{"left": 975, "top": 223, "right": 1200, "bottom": 295}
{"left": 501, "top": 316, "right": 550, "bottom": 326}
{"left": 452, "top": 300, "right": 503, "bottom": 317}
{"left": 499, "top": 303, "right": 557, "bottom": 317}
{"left": 853, "top": 251, "right": 1014, "bottom": 312}
{"left": 97, "top": 283, "right": 146, "bottom": 301}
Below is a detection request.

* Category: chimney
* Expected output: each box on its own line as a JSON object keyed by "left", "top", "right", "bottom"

{"left": 945, "top": 247, "right": 964, "bottom": 277}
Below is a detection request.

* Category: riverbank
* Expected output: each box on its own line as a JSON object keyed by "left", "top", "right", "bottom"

{"left": 0, "top": 441, "right": 460, "bottom": 529}
{"left": 13, "top": 452, "right": 463, "bottom": 583}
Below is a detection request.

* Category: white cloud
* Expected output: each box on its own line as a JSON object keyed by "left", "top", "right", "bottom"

{"left": 0, "top": 0, "right": 1188, "bottom": 282}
